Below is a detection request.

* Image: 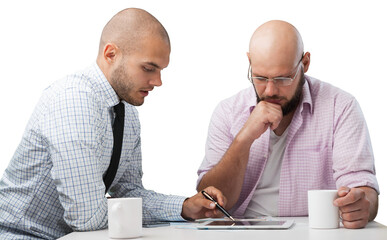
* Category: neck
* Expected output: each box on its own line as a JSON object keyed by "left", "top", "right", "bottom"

{"left": 96, "top": 58, "right": 112, "bottom": 85}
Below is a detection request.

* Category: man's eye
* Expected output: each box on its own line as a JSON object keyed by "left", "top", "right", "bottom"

{"left": 256, "top": 77, "right": 267, "bottom": 82}
{"left": 143, "top": 66, "right": 154, "bottom": 72}
{"left": 275, "top": 77, "right": 291, "bottom": 81}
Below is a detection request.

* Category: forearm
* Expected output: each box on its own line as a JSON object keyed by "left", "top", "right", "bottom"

{"left": 112, "top": 160, "right": 187, "bottom": 222}
{"left": 197, "top": 135, "right": 253, "bottom": 209}
{"left": 358, "top": 186, "right": 378, "bottom": 221}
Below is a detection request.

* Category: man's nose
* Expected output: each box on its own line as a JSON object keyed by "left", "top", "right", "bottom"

{"left": 264, "top": 80, "right": 278, "bottom": 96}
{"left": 150, "top": 73, "right": 162, "bottom": 87}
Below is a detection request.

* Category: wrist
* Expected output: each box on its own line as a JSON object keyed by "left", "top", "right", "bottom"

{"left": 180, "top": 198, "right": 194, "bottom": 221}
{"left": 235, "top": 129, "right": 258, "bottom": 147}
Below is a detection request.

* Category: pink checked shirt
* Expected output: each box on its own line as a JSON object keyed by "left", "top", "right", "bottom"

{"left": 197, "top": 76, "right": 379, "bottom": 217}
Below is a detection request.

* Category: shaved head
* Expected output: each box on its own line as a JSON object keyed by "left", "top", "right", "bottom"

{"left": 249, "top": 20, "right": 304, "bottom": 70}
{"left": 96, "top": 8, "right": 171, "bottom": 106}
{"left": 98, "top": 8, "right": 170, "bottom": 56}
{"left": 248, "top": 20, "right": 310, "bottom": 117}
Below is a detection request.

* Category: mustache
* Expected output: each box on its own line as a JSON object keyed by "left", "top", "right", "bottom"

{"left": 260, "top": 96, "right": 287, "bottom": 101}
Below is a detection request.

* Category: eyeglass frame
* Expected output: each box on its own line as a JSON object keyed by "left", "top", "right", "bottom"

{"left": 247, "top": 54, "right": 304, "bottom": 87}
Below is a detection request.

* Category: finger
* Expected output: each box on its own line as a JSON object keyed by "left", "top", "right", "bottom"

{"left": 342, "top": 219, "right": 368, "bottom": 229}
{"left": 334, "top": 188, "right": 363, "bottom": 207}
{"left": 205, "top": 211, "right": 212, "bottom": 218}
{"left": 270, "top": 120, "right": 280, "bottom": 130}
{"left": 263, "top": 101, "right": 282, "bottom": 109}
{"left": 257, "top": 101, "right": 282, "bottom": 114}
{"left": 264, "top": 102, "right": 282, "bottom": 114}
{"left": 266, "top": 109, "right": 282, "bottom": 130}
{"left": 341, "top": 209, "right": 368, "bottom": 222}
{"left": 339, "top": 199, "right": 364, "bottom": 213}
{"left": 337, "top": 186, "right": 351, "bottom": 197}
{"left": 213, "top": 209, "right": 223, "bottom": 218}
{"left": 204, "top": 186, "right": 227, "bottom": 207}
{"left": 204, "top": 209, "right": 223, "bottom": 218}
{"left": 270, "top": 114, "right": 282, "bottom": 130}
{"left": 195, "top": 198, "right": 216, "bottom": 210}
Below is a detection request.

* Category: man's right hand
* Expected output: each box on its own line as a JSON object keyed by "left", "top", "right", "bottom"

{"left": 181, "top": 186, "right": 227, "bottom": 220}
{"left": 238, "top": 101, "right": 283, "bottom": 143}
{"left": 197, "top": 100, "right": 283, "bottom": 209}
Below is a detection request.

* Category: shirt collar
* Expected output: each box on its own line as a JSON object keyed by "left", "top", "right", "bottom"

{"left": 301, "top": 76, "right": 313, "bottom": 114}
{"left": 247, "top": 75, "right": 314, "bottom": 115}
{"left": 91, "top": 62, "right": 120, "bottom": 108}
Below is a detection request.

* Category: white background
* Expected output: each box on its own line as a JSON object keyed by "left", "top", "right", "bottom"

{"left": 0, "top": 0, "right": 385, "bottom": 225}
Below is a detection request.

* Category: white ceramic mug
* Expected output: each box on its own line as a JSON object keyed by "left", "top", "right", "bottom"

{"left": 308, "top": 190, "right": 339, "bottom": 229}
{"left": 108, "top": 197, "right": 142, "bottom": 239}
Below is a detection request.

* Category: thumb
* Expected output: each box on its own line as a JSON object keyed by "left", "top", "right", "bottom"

{"left": 197, "top": 198, "right": 216, "bottom": 210}
{"left": 337, "top": 186, "right": 350, "bottom": 197}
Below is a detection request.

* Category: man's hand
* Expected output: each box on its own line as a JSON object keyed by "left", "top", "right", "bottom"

{"left": 239, "top": 101, "right": 282, "bottom": 143}
{"left": 181, "top": 186, "right": 227, "bottom": 220}
{"left": 333, "top": 187, "right": 372, "bottom": 229}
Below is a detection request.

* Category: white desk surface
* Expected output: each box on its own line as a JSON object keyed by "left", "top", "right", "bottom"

{"left": 58, "top": 217, "right": 387, "bottom": 240}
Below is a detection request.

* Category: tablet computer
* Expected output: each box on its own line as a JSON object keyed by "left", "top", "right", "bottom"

{"left": 197, "top": 219, "right": 294, "bottom": 230}
{"left": 143, "top": 221, "right": 170, "bottom": 228}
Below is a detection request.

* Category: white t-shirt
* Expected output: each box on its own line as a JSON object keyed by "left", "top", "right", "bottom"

{"left": 244, "top": 128, "right": 289, "bottom": 217}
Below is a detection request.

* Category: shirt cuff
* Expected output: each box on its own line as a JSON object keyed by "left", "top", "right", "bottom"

{"left": 336, "top": 170, "right": 380, "bottom": 194}
{"left": 160, "top": 195, "right": 187, "bottom": 221}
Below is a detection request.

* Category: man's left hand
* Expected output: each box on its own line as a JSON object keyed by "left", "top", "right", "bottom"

{"left": 333, "top": 186, "right": 370, "bottom": 229}
{"left": 181, "top": 186, "right": 227, "bottom": 220}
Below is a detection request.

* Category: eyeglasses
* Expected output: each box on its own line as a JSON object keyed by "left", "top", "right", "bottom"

{"left": 248, "top": 56, "right": 303, "bottom": 87}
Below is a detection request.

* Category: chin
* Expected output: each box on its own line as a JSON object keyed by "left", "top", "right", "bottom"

{"left": 123, "top": 97, "right": 144, "bottom": 106}
{"left": 131, "top": 101, "right": 144, "bottom": 106}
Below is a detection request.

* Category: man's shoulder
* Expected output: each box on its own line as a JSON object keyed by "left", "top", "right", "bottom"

{"left": 219, "top": 87, "right": 255, "bottom": 110}
{"left": 40, "top": 65, "right": 108, "bottom": 107}
{"left": 210, "top": 87, "right": 255, "bottom": 125}
{"left": 32, "top": 65, "right": 108, "bottom": 121}
{"left": 45, "top": 66, "right": 99, "bottom": 95}
{"left": 307, "top": 76, "right": 355, "bottom": 104}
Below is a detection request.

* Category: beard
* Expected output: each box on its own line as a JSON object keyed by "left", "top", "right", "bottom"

{"left": 110, "top": 63, "right": 144, "bottom": 106}
{"left": 256, "top": 70, "right": 305, "bottom": 116}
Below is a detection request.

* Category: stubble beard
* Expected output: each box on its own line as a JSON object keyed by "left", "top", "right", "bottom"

{"left": 256, "top": 71, "right": 305, "bottom": 116}
{"left": 110, "top": 64, "right": 144, "bottom": 106}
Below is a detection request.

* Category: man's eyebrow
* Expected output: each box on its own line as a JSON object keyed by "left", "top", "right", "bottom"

{"left": 144, "top": 62, "right": 161, "bottom": 69}
{"left": 252, "top": 72, "right": 267, "bottom": 78}
{"left": 253, "top": 71, "right": 293, "bottom": 78}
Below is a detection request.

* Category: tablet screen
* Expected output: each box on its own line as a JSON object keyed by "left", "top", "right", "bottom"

{"left": 206, "top": 220, "right": 286, "bottom": 226}
{"left": 197, "top": 219, "right": 294, "bottom": 229}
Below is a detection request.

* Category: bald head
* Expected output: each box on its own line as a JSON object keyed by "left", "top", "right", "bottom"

{"left": 249, "top": 20, "right": 304, "bottom": 69}
{"left": 98, "top": 8, "right": 170, "bottom": 56}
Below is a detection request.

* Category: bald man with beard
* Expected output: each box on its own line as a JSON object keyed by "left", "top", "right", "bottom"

{"left": 0, "top": 8, "right": 225, "bottom": 239}
{"left": 197, "top": 20, "right": 379, "bottom": 229}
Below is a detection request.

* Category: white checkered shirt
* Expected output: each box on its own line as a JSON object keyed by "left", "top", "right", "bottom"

{"left": 0, "top": 63, "right": 186, "bottom": 239}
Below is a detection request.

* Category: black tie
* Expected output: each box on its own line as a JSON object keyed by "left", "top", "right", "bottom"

{"left": 104, "top": 102, "right": 125, "bottom": 193}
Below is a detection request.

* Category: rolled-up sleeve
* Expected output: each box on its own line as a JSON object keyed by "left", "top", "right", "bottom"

{"left": 332, "top": 97, "right": 379, "bottom": 194}
{"left": 197, "top": 101, "right": 234, "bottom": 187}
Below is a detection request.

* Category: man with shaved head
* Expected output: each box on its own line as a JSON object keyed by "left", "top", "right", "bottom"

{"left": 0, "top": 8, "right": 225, "bottom": 239}
{"left": 197, "top": 20, "right": 379, "bottom": 229}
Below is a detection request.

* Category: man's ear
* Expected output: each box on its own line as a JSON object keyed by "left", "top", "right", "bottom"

{"left": 103, "top": 43, "right": 119, "bottom": 64}
{"left": 246, "top": 52, "right": 251, "bottom": 63}
{"left": 302, "top": 52, "right": 311, "bottom": 73}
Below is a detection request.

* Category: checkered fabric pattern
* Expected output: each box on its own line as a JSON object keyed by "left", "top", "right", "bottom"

{"left": 197, "top": 76, "right": 379, "bottom": 217}
{"left": 0, "top": 63, "right": 186, "bottom": 240}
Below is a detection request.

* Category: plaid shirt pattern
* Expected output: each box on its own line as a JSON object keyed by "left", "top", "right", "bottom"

{"left": 197, "top": 76, "right": 379, "bottom": 217}
{"left": 0, "top": 63, "right": 185, "bottom": 239}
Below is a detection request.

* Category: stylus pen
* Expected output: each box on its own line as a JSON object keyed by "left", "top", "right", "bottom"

{"left": 201, "top": 190, "right": 236, "bottom": 221}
